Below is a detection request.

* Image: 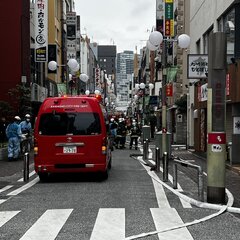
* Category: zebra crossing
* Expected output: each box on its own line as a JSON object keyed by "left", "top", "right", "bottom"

{"left": 0, "top": 208, "right": 194, "bottom": 240}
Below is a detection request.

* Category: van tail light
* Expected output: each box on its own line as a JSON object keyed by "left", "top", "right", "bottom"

{"left": 102, "top": 137, "right": 107, "bottom": 155}
{"left": 34, "top": 137, "right": 38, "bottom": 155}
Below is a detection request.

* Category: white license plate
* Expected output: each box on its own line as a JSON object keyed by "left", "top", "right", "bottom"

{"left": 63, "top": 146, "right": 77, "bottom": 154}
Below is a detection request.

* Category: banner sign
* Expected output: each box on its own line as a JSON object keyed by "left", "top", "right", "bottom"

{"left": 166, "top": 83, "right": 173, "bottom": 97}
{"left": 164, "top": 0, "right": 174, "bottom": 37}
{"left": 67, "top": 12, "right": 77, "bottom": 61}
{"left": 226, "top": 74, "right": 230, "bottom": 96}
{"left": 35, "top": 0, "right": 48, "bottom": 62}
{"left": 200, "top": 83, "right": 208, "bottom": 102}
{"left": 187, "top": 54, "right": 208, "bottom": 79}
{"left": 156, "top": 0, "right": 164, "bottom": 34}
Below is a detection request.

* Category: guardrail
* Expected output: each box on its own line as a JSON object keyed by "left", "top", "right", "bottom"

{"left": 173, "top": 157, "right": 204, "bottom": 202}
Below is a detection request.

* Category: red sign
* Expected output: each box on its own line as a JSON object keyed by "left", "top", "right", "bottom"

{"left": 166, "top": 84, "right": 173, "bottom": 97}
{"left": 226, "top": 74, "right": 230, "bottom": 96}
{"left": 208, "top": 132, "right": 226, "bottom": 144}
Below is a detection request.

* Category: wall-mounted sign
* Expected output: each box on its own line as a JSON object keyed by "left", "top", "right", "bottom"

{"left": 166, "top": 83, "right": 173, "bottom": 96}
{"left": 187, "top": 54, "right": 208, "bottom": 79}
{"left": 35, "top": 0, "right": 48, "bottom": 62}
{"left": 233, "top": 117, "right": 240, "bottom": 134}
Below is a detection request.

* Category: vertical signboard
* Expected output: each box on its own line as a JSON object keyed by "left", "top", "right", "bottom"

{"left": 67, "top": 12, "right": 77, "bottom": 61}
{"left": 164, "top": 0, "right": 174, "bottom": 37}
{"left": 35, "top": 0, "right": 48, "bottom": 62}
{"left": 156, "top": 0, "right": 164, "bottom": 34}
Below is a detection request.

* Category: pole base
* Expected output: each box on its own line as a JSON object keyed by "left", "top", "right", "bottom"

{"left": 207, "top": 186, "right": 226, "bottom": 204}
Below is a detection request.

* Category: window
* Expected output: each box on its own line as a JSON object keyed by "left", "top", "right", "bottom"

{"left": 39, "top": 112, "right": 101, "bottom": 135}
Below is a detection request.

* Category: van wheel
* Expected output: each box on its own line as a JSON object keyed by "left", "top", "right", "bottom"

{"left": 38, "top": 172, "right": 48, "bottom": 182}
{"left": 98, "top": 170, "right": 108, "bottom": 181}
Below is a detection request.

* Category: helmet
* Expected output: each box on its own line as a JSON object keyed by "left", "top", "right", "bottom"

{"left": 25, "top": 114, "right": 31, "bottom": 118}
{"left": 110, "top": 118, "right": 114, "bottom": 122}
{"left": 14, "top": 116, "right": 21, "bottom": 121}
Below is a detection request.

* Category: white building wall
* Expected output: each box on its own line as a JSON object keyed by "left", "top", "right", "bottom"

{"left": 190, "top": 0, "right": 235, "bottom": 53}
{"left": 187, "top": 0, "right": 234, "bottom": 148}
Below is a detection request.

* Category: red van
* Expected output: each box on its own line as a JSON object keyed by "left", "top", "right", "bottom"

{"left": 34, "top": 95, "right": 112, "bottom": 181}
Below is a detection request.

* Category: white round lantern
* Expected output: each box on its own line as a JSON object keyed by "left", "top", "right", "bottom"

{"left": 149, "top": 83, "right": 154, "bottom": 90}
{"left": 134, "top": 95, "right": 138, "bottom": 101}
{"left": 135, "top": 83, "right": 140, "bottom": 89}
{"left": 85, "top": 90, "right": 90, "bottom": 96}
{"left": 147, "top": 40, "right": 158, "bottom": 51}
{"left": 140, "top": 83, "right": 146, "bottom": 89}
{"left": 71, "top": 63, "right": 80, "bottom": 72}
{"left": 178, "top": 34, "right": 191, "bottom": 49}
{"left": 69, "top": 74, "right": 72, "bottom": 81}
{"left": 67, "top": 59, "right": 78, "bottom": 70}
{"left": 149, "top": 31, "right": 163, "bottom": 46}
{"left": 80, "top": 73, "right": 89, "bottom": 83}
{"left": 94, "top": 89, "right": 100, "bottom": 95}
{"left": 48, "top": 61, "right": 58, "bottom": 71}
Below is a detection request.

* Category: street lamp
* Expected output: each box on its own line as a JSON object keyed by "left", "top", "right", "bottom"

{"left": 148, "top": 31, "right": 191, "bottom": 156}
{"left": 48, "top": 59, "right": 79, "bottom": 95}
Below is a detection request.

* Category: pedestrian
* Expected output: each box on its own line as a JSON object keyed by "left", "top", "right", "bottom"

{"left": 129, "top": 120, "right": 141, "bottom": 150}
{"left": 19, "top": 114, "right": 32, "bottom": 152}
{"left": 109, "top": 118, "right": 118, "bottom": 150}
{"left": 5, "top": 116, "right": 22, "bottom": 161}
{"left": 0, "top": 117, "right": 7, "bottom": 147}
{"left": 115, "top": 118, "right": 127, "bottom": 149}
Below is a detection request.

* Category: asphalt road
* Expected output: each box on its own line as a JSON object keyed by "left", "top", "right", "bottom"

{"left": 0, "top": 145, "right": 240, "bottom": 239}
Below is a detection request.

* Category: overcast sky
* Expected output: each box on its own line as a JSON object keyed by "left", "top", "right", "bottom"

{"left": 74, "top": 0, "right": 156, "bottom": 53}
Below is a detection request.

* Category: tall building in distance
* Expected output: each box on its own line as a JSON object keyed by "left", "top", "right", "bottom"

{"left": 116, "top": 51, "right": 134, "bottom": 103}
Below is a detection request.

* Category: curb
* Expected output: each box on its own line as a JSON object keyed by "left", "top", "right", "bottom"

{"left": 0, "top": 147, "right": 8, "bottom": 161}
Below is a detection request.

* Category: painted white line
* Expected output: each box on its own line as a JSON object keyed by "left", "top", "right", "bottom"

{"left": 90, "top": 208, "right": 125, "bottom": 240}
{"left": 149, "top": 159, "right": 191, "bottom": 208}
{"left": 0, "top": 199, "right": 7, "bottom": 205}
{"left": 18, "top": 171, "right": 36, "bottom": 182}
{"left": 7, "top": 177, "right": 39, "bottom": 196}
{"left": 19, "top": 209, "right": 73, "bottom": 240}
{"left": 140, "top": 158, "right": 171, "bottom": 208}
{"left": 0, "top": 185, "right": 13, "bottom": 193}
{"left": 151, "top": 208, "right": 194, "bottom": 239}
{"left": 0, "top": 211, "right": 20, "bottom": 227}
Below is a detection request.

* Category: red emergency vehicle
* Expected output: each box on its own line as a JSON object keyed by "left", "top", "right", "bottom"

{"left": 34, "top": 95, "right": 112, "bottom": 181}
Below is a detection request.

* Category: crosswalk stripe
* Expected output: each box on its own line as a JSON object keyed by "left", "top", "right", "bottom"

{"left": 90, "top": 208, "right": 125, "bottom": 240}
{"left": 0, "top": 211, "right": 20, "bottom": 227}
{"left": 150, "top": 208, "right": 194, "bottom": 239}
{"left": 19, "top": 209, "right": 73, "bottom": 240}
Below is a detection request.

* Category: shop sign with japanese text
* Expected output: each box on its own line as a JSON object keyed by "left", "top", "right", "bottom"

{"left": 35, "top": 0, "right": 48, "bottom": 62}
{"left": 164, "top": 0, "right": 174, "bottom": 37}
{"left": 187, "top": 54, "right": 208, "bottom": 79}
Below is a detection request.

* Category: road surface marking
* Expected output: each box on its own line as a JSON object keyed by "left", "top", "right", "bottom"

{"left": 90, "top": 208, "right": 125, "bottom": 240}
{"left": 18, "top": 171, "right": 36, "bottom": 182}
{"left": 151, "top": 208, "right": 194, "bottom": 239}
{"left": 7, "top": 177, "right": 39, "bottom": 196}
{"left": 0, "top": 211, "right": 20, "bottom": 227}
{"left": 140, "top": 158, "right": 171, "bottom": 208}
{"left": 0, "top": 199, "right": 7, "bottom": 205}
{"left": 0, "top": 185, "right": 13, "bottom": 193}
{"left": 148, "top": 159, "right": 192, "bottom": 209}
{"left": 19, "top": 209, "right": 73, "bottom": 240}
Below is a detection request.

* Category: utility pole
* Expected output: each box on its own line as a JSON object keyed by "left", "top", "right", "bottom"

{"left": 161, "top": 39, "right": 168, "bottom": 156}
{"left": 207, "top": 32, "right": 227, "bottom": 204}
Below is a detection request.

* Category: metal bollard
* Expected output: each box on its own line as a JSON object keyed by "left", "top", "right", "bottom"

{"left": 23, "top": 152, "right": 29, "bottom": 182}
{"left": 143, "top": 139, "right": 149, "bottom": 160}
{"left": 173, "top": 163, "right": 178, "bottom": 189}
{"left": 155, "top": 147, "right": 160, "bottom": 172}
{"left": 163, "top": 152, "right": 168, "bottom": 182}
{"left": 198, "top": 167, "right": 204, "bottom": 202}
